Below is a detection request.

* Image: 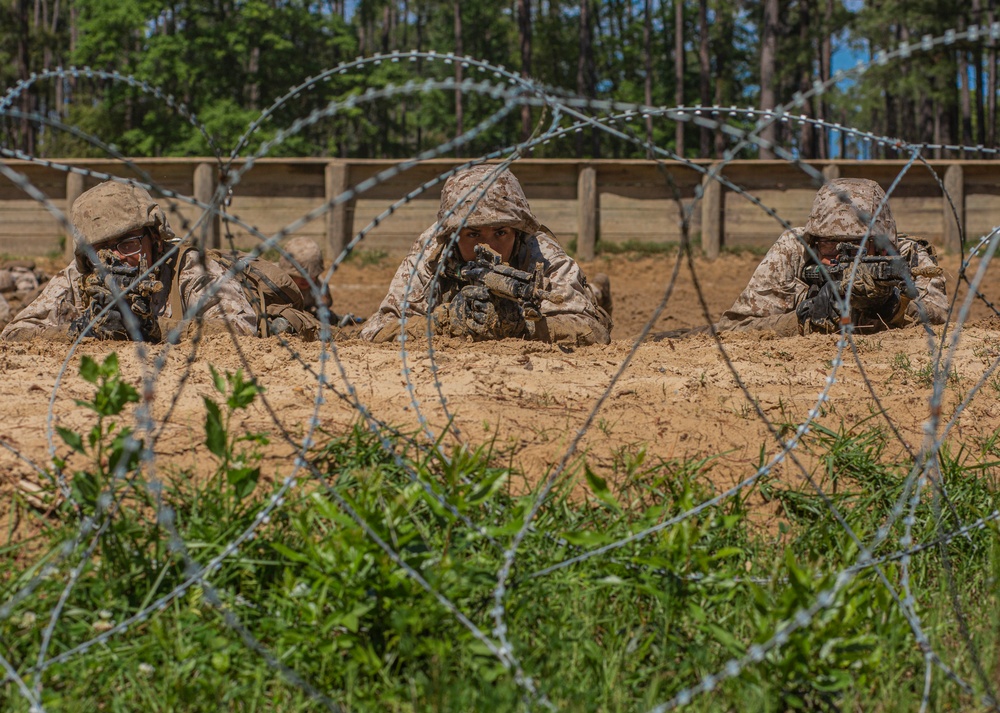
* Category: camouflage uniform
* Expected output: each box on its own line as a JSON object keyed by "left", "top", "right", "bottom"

{"left": 362, "top": 166, "right": 612, "bottom": 345}
{"left": 0, "top": 252, "right": 262, "bottom": 341}
{"left": 279, "top": 236, "right": 327, "bottom": 315}
{"left": 0, "top": 262, "right": 45, "bottom": 332}
{"left": 0, "top": 182, "right": 260, "bottom": 341}
{"left": 1, "top": 262, "right": 43, "bottom": 294}
{"left": 716, "top": 179, "right": 949, "bottom": 336}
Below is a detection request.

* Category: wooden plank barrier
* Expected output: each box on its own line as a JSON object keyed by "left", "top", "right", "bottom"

{"left": 701, "top": 163, "right": 723, "bottom": 259}
{"left": 2, "top": 158, "right": 994, "bottom": 261}
{"left": 64, "top": 172, "right": 84, "bottom": 262}
{"left": 576, "top": 165, "right": 597, "bottom": 260}
{"left": 943, "top": 164, "right": 964, "bottom": 254}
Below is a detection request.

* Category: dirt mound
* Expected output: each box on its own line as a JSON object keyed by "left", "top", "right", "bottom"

{"left": 3, "top": 251, "right": 997, "bottom": 512}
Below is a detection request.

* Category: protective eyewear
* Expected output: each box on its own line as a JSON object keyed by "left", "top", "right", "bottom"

{"left": 112, "top": 233, "right": 145, "bottom": 257}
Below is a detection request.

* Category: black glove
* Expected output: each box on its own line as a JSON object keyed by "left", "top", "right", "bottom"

{"left": 873, "top": 286, "right": 903, "bottom": 324}
{"left": 795, "top": 281, "right": 841, "bottom": 333}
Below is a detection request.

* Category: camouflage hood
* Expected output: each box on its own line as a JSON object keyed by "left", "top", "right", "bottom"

{"left": 280, "top": 236, "right": 325, "bottom": 280}
{"left": 433, "top": 165, "right": 540, "bottom": 244}
{"left": 804, "top": 178, "right": 897, "bottom": 247}
{"left": 72, "top": 181, "right": 176, "bottom": 269}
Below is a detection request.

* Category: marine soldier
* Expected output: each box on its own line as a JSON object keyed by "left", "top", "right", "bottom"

{"left": 1, "top": 180, "right": 316, "bottom": 341}
{"left": 0, "top": 261, "right": 46, "bottom": 331}
{"left": 715, "top": 178, "right": 948, "bottom": 336}
{"left": 361, "top": 165, "right": 612, "bottom": 345}
{"left": 279, "top": 236, "right": 328, "bottom": 315}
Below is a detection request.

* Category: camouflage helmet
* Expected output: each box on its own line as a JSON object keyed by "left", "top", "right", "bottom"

{"left": 435, "top": 165, "right": 540, "bottom": 242}
{"left": 71, "top": 181, "right": 175, "bottom": 270}
{"left": 280, "top": 236, "right": 325, "bottom": 281}
{"left": 804, "top": 178, "right": 897, "bottom": 249}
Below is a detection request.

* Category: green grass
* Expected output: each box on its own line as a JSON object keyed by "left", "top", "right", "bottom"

{"left": 1, "top": 356, "right": 999, "bottom": 711}
{"left": 345, "top": 248, "right": 390, "bottom": 267}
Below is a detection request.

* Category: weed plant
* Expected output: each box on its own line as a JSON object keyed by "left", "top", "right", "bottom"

{"left": 1, "top": 355, "right": 998, "bottom": 711}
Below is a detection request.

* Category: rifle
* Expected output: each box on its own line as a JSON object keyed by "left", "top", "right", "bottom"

{"left": 801, "top": 241, "right": 926, "bottom": 301}
{"left": 70, "top": 250, "right": 164, "bottom": 341}
{"left": 451, "top": 244, "right": 564, "bottom": 321}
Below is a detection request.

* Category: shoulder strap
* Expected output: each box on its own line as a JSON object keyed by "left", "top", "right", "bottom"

{"left": 168, "top": 245, "right": 196, "bottom": 321}
{"left": 244, "top": 261, "right": 302, "bottom": 306}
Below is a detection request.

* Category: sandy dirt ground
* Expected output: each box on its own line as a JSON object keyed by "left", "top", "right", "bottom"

{"left": 2, "top": 250, "right": 1000, "bottom": 518}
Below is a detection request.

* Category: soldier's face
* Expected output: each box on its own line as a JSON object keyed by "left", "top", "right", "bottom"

{"left": 291, "top": 274, "right": 332, "bottom": 307}
{"left": 458, "top": 226, "right": 516, "bottom": 262}
{"left": 813, "top": 239, "right": 841, "bottom": 265}
{"left": 100, "top": 229, "right": 154, "bottom": 268}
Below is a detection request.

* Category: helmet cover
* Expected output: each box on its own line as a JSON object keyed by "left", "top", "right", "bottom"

{"left": 804, "top": 177, "right": 897, "bottom": 249}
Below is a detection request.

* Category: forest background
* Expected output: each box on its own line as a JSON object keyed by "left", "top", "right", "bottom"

{"left": 1, "top": 0, "right": 995, "bottom": 162}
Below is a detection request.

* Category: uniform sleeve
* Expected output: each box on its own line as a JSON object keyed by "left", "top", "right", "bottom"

{"left": 0, "top": 266, "right": 80, "bottom": 341}
{"left": 715, "top": 230, "right": 808, "bottom": 335}
{"left": 900, "top": 238, "right": 949, "bottom": 325}
{"left": 360, "top": 229, "right": 439, "bottom": 342}
{"left": 526, "top": 232, "right": 611, "bottom": 345}
{"left": 177, "top": 251, "right": 259, "bottom": 337}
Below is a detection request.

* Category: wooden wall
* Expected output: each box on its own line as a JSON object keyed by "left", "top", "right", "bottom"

{"left": 2, "top": 157, "right": 998, "bottom": 261}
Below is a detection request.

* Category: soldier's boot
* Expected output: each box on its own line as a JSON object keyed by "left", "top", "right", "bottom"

{"left": 590, "top": 272, "right": 613, "bottom": 317}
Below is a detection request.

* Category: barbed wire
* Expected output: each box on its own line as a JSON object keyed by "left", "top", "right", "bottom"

{"left": 1, "top": 23, "right": 999, "bottom": 711}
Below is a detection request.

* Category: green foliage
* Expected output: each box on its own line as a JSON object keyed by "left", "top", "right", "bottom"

{"left": 347, "top": 248, "right": 390, "bottom": 267}
{"left": 54, "top": 354, "right": 141, "bottom": 515}
{"left": 203, "top": 365, "right": 268, "bottom": 501}
{"left": 4, "top": 400, "right": 1000, "bottom": 711}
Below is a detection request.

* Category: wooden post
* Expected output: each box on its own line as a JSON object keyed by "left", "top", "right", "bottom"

{"left": 822, "top": 163, "right": 841, "bottom": 181}
{"left": 577, "top": 165, "right": 597, "bottom": 260}
{"left": 943, "top": 163, "right": 964, "bottom": 254}
{"left": 325, "top": 161, "right": 353, "bottom": 260}
{"left": 701, "top": 163, "right": 723, "bottom": 259}
{"left": 64, "top": 171, "right": 85, "bottom": 262}
{"left": 193, "top": 162, "right": 220, "bottom": 249}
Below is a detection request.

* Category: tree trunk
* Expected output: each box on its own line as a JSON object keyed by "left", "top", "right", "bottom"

{"left": 898, "top": 25, "right": 917, "bottom": 143}
{"left": 576, "top": 0, "right": 596, "bottom": 157}
{"left": 454, "top": 0, "right": 464, "bottom": 140}
{"left": 989, "top": 0, "right": 998, "bottom": 146}
{"left": 798, "top": 0, "right": 815, "bottom": 159}
{"left": 248, "top": 46, "right": 260, "bottom": 110}
{"left": 839, "top": 108, "right": 848, "bottom": 158}
{"left": 414, "top": 4, "right": 424, "bottom": 153}
{"left": 713, "top": 5, "right": 733, "bottom": 158}
{"left": 816, "top": 0, "right": 833, "bottom": 159}
{"left": 53, "top": 0, "right": 63, "bottom": 121}
{"left": 17, "top": 0, "right": 33, "bottom": 153}
{"left": 518, "top": 0, "right": 533, "bottom": 141}
{"left": 381, "top": 4, "right": 391, "bottom": 54}
{"left": 698, "top": 0, "right": 711, "bottom": 157}
{"left": 644, "top": 0, "right": 654, "bottom": 157}
{"left": 957, "top": 16, "right": 974, "bottom": 153}
{"left": 932, "top": 93, "right": 943, "bottom": 160}
{"left": 674, "top": 0, "right": 685, "bottom": 156}
{"left": 758, "top": 0, "right": 779, "bottom": 158}
{"left": 402, "top": 0, "right": 409, "bottom": 48}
